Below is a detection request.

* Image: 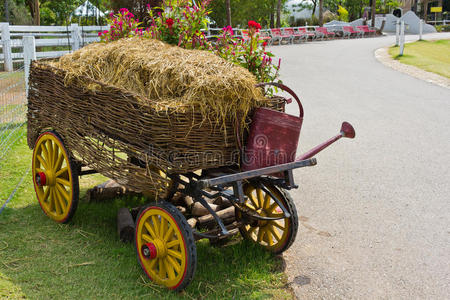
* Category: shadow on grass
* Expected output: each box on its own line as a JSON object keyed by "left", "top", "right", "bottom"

{"left": 0, "top": 189, "right": 291, "bottom": 299}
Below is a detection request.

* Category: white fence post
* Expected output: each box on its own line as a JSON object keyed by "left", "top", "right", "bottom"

{"left": 23, "top": 36, "right": 36, "bottom": 97}
{"left": 70, "top": 23, "right": 81, "bottom": 51}
{"left": 399, "top": 21, "right": 405, "bottom": 56}
{"left": 395, "top": 20, "right": 400, "bottom": 46}
{"left": 1, "top": 22, "right": 13, "bottom": 72}
{"left": 419, "top": 19, "right": 423, "bottom": 40}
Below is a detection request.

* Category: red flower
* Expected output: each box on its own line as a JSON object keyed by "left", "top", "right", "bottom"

{"left": 263, "top": 41, "right": 267, "bottom": 47}
{"left": 248, "top": 20, "right": 261, "bottom": 30}
{"left": 166, "top": 18, "right": 174, "bottom": 28}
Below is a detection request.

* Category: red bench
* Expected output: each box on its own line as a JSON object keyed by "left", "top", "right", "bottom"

{"left": 342, "top": 26, "right": 363, "bottom": 38}
{"left": 356, "top": 25, "right": 376, "bottom": 37}
{"left": 296, "top": 27, "right": 315, "bottom": 41}
{"left": 283, "top": 27, "right": 307, "bottom": 43}
{"left": 316, "top": 27, "right": 336, "bottom": 39}
{"left": 270, "top": 28, "right": 293, "bottom": 44}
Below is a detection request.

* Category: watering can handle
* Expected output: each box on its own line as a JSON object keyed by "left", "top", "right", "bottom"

{"left": 256, "top": 82, "right": 304, "bottom": 118}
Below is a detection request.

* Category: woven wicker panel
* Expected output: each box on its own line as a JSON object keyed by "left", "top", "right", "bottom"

{"left": 27, "top": 60, "right": 285, "bottom": 194}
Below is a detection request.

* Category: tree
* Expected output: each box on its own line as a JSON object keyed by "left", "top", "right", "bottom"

{"left": 423, "top": 0, "right": 429, "bottom": 21}
{"left": 25, "top": 0, "right": 39, "bottom": 25}
{"left": 371, "top": 0, "right": 375, "bottom": 27}
{"left": 225, "top": 0, "right": 231, "bottom": 26}
{"left": 318, "top": 0, "right": 323, "bottom": 26}
{"left": 276, "top": 0, "right": 281, "bottom": 27}
{"left": 4, "top": 0, "right": 9, "bottom": 21}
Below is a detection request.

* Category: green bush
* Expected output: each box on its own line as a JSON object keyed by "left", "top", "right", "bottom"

{"left": 435, "top": 25, "right": 450, "bottom": 32}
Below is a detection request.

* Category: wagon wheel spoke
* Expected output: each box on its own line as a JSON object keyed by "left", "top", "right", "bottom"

{"left": 166, "top": 239, "right": 180, "bottom": 249}
{"left": 256, "top": 188, "right": 264, "bottom": 208}
{"left": 144, "top": 221, "right": 157, "bottom": 239}
{"left": 54, "top": 152, "right": 65, "bottom": 171}
{"left": 142, "top": 233, "right": 153, "bottom": 243}
{"left": 52, "top": 141, "right": 59, "bottom": 167}
{"left": 263, "top": 194, "right": 271, "bottom": 210}
{"left": 151, "top": 216, "right": 160, "bottom": 237}
{"left": 158, "top": 259, "right": 165, "bottom": 279}
{"left": 42, "top": 186, "right": 50, "bottom": 202}
{"left": 160, "top": 216, "right": 167, "bottom": 237}
{"left": 248, "top": 193, "right": 259, "bottom": 209}
{"left": 167, "top": 249, "right": 182, "bottom": 260}
{"left": 41, "top": 142, "right": 50, "bottom": 168}
{"left": 37, "top": 154, "right": 49, "bottom": 170}
{"left": 166, "top": 255, "right": 181, "bottom": 274}
{"left": 56, "top": 184, "right": 69, "bottom": 202}
{"left": 267, "top": 224, "right": 282, "bottom": 242}
{"left": 163, "top": 225, "right": 174, "bottom": 242}
{"left": 164, "top": 259, "right": 176, "bottom": 280}
{"left": 55, "top": 167, "right": 68, "bottom": 178}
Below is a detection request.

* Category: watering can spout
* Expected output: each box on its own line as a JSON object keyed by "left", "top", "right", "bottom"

{"left": 340, "top": 122, "right": 355, "bottom": 139}
{"left": 296, "top": 122, "right": 355, "bottom": 161}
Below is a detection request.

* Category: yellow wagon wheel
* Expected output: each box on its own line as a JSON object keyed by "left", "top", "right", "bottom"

{"left": 135, "top": 201, "right": 196, "bottom": 291}
{"left": 32, "top": 131, "right": 79, "bottom": 223}
{"left": 237, "top": 182, "right": 298, "bottom": 254}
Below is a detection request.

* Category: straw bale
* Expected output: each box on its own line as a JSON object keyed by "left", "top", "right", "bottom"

{"left": 51, "top": 37, "right": 266, "bottom": 124}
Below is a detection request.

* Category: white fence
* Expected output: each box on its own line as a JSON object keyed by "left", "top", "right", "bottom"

{"left": 0, "top": 23, "right": 109, "bottom": 71}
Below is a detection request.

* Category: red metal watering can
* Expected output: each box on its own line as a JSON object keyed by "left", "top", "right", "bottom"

{"left": 243, "top": 82, "right": 355, "bottom": 173}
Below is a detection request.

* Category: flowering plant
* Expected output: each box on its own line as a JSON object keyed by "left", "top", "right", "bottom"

{"left": 214, "top": 21, "right": 280, "bottom": 84}
{"left": 99, "top": 8, "right": 142, "bottom": 42}
{"left": 145, "top": 0, "right": 211, "bottom": 49}
{"left": 99, "top": 3, "right": 280, "bottom": 85}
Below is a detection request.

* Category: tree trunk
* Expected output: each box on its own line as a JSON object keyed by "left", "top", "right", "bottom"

{"left": 371, "top": 0, "right": 376, "bottom": 27}
{"left": 225, "top": 0, "right": 231, "bottom": 27}
{"left": 423, "top": 0, "right": 429, "bottom": 22}
{"left": 438, "top": 0, "right": 443, "bottom": 20}
{"left": 276, "top": 0, "right": 282, "bottom": 28}
{"left": 270, "top": 2, "right": 275, "bottom": 28}
{"left": 412, "top": 0, "right": 418, "bottom": 13}
{"left": 312, "top": 0, "right": 317, "bottom": 16}
{"left": 319, "top": 0, "right": 323, "bottom": 26}
{"left": 4, "top": 0, "right": 9, "bottom": 22}
{"left": 27, "top": 0, "right": 40, "bottom": 25}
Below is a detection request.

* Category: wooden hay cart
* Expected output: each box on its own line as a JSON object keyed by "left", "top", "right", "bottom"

{"left": 27, "top": 60, "right": 355, "bottom": 291}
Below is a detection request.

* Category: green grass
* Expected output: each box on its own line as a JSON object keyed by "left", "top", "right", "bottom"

{"left": 0, "top": 132, "right": 293, "bottom": 299}
{"left": 389, "top": 39, "right": 450, "bottom": 78}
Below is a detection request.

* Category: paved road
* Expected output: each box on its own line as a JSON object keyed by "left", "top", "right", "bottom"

{"left": 270, "top": 33, "right": 450, "bottom": 299}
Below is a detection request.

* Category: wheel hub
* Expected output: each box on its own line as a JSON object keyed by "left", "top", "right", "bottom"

{"left": 36, "top": 171, "right": 56, "bottom": 186}
{"left": 36, "top": 172, "right": 47, "bottom": 186}
{"left": 141, "top": 239, "right": 167, "bottom": 260}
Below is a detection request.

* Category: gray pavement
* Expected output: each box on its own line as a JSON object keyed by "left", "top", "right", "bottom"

{"left": 270, "top": 33, "right": 450, "bottom": 299}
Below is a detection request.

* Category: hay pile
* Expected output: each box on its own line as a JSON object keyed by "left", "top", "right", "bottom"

{"left": 51, "top": 37, "right": 267, "bottom": 122}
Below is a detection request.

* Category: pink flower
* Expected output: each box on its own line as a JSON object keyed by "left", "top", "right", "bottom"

{"left": 222, "top": 26, "right": 234, "bottom": 36}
